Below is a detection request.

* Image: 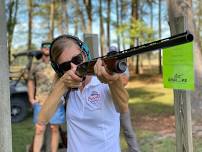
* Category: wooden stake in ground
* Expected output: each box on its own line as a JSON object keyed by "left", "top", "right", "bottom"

{"left": 0, "top": 1, "right": 13, "bottom": 152}
{"left": 168, "top": 0, "right": 195, "bottom": 152}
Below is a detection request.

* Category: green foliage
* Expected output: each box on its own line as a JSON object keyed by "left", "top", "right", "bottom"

{"left": 116, "top": 19, "right": 154, "bottom": 46}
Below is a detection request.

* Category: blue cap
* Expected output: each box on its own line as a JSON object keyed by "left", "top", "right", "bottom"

{"left": 109, "top": 46, "right": 118, "bottom": 52}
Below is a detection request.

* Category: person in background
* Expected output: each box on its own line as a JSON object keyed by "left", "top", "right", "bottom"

{"left": 37, "top": 35, "right": 129, "bottom": 152}
{"left": 109, "top": 46, "right": 141, "bottom": 152}
{"left": 27, "top": 42, "right": 65, "bottom": 152}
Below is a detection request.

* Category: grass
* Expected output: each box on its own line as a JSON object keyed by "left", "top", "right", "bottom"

{"left": 193, "top": 137, "right": 202, "bottom": 152}
{"left": 127, "top": 75, "right": 174, "bottom": 117}
{"left": 120, "top": 128, "right": 176, "bottom": 152}
{"left": 11, "top": 74, "right": 202, "bottom": 152}
{"left": 12, "top": 114, "right": 34, "bottom": 152}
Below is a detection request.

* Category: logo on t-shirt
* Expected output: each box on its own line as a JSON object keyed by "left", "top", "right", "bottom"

{"left": 88, "top": 91, "right": 101, "bottom": 104}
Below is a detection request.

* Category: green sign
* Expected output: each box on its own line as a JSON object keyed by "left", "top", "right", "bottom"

{"left": 163, "top": 42, "right": 194, "bottom": 90}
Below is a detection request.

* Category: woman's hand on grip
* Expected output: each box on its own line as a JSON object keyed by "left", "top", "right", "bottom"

{"left": 94, "top": 59, "right": 120, "bottom": 84}
{"left": 60, "top": 63, "right": 82, "bottom": 88}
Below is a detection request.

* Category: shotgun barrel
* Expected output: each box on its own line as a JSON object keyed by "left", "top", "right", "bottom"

{"left": 76, "top": 31, "right": 194, "bottom": 77}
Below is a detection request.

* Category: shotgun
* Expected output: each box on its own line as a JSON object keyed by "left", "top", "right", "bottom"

{"left": 76, "top": 31, "right": 194, "bottom": 77}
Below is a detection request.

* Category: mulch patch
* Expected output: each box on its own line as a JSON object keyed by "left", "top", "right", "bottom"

{"left": 132, "top": 114, "right": 176, "bottom": 135}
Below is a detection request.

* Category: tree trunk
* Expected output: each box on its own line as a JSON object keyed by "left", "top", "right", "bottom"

{"left": 73, "top": 0, "right": 86, "bottom": 33}
{"left": 147, "top": 0, "right": 154, "bottom": 70}
{"left": 7, "top": 0, "right": 19, "bottom": 64}
{"left": 120, "top": 0, "right": 126, "bottom": 50}
{"left": 48, "top": 0, "right": 55, "bottom": 41}
{"left": 28, "top": 0, "right": 33, "bottom": 50}
{"left": 130, "top": 0, "right": 139, "bottom": 74}
{"left": 62, "top": 0, "right": 69, "bottom": 33}
{"left": 193, "top": 0, "right": 202, "bottom": 47}
{"left": 158, "top": 0, "right": 162, "bottom": 74}
{"left": 74, "top": 17, "right": 78, "bottom": 35}
{"left": 149, "top": 1, "right": 153, "bottom": 29}
{"left": 58, "top": 0, "right": 64, "bottom": 34}
{"left": 0, "top": 1, "right": 13, "bottom": 152}
{"left": 83, "top": 0, "right": 92, "bottom": 33}
{"left": 107, "top": 0, "right": 111, "bottom": 48}
{"left": 135, "top": 38, "right": 139, "bottom": 74}
{"left": 99, "top": 0, "right": 105, "bottom": 56}
{"left": 116, "top": 0, "right": 121, "bottom": 51}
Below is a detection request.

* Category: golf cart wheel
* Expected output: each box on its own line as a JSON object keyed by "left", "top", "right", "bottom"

{"left": 11, "top": 96, "right": 29, "bottom": 123}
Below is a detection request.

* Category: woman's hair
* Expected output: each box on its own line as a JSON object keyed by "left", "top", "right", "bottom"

{"left": 50, "top": 37, "right": 80, "bottom": 63}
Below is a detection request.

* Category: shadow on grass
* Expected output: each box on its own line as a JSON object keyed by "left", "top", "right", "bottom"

{"left": 127, "top": 88, "right": 174, "bottom": 116}
{"left": 127, "top": 88, "right": 165, "bottom": 100}
{"left": 129, "top": 73, "right": 162, "bottom": 83}
{"left": 129, "top": 101, "right": 174, "bottom": 117}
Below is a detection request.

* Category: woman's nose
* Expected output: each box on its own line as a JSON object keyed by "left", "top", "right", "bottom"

{"left": 70, "top": 62, "right": 77, "bottom": 70}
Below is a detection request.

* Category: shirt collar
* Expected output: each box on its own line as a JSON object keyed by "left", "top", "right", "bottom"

{"left": 85, "top": 76, "right": 101, "bottom": 89}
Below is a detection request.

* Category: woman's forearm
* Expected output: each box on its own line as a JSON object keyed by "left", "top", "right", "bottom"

{"left": 109, "top": 77, "right": 129, "bottom": 113}
{"left": 38, "top": 79, "right": 67, "bottom": 124}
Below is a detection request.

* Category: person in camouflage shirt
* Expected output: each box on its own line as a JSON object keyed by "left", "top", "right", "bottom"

{"left": 28, "top": 42, "right": 65, "bottom": 152}
{"left": 28, "top": 61, "right": 55, "bottom": 105}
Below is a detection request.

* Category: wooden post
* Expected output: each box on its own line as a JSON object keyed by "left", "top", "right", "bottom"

{"left": 0, "top": 1, "right": 13, "bottom": 152}
{"left": 170, "top": 16, "right": 193, "bottom": 152}
{"left": 83, "top": 34, "right": 99, "bottom": 58}
{"left": 174, "top": 90, "right": 193, "bottom": 152}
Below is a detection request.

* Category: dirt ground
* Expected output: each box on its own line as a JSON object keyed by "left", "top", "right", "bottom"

{"left": 134, "top": 115, "right": 175, "bottom": 135}
{"left": 133, "top": 113, "right": 202, "bottom": 138}
{"left": 128, "top": 73, "right": 202, "bottom": 138}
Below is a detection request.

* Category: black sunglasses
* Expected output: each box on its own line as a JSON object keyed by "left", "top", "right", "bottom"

{"left": 41, "top": 43, "right": 51, "bottom": 49}
{"left": 58, "top": 53, "right": 83, "bottom": 72}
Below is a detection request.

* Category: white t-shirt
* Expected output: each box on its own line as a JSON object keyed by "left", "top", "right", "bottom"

{"left": 66, "top": 76, "right": 120, "bottom": 152}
